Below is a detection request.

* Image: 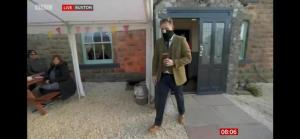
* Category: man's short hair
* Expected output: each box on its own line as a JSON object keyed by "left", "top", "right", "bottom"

{"left": 160, "top": 17, "right": 174, "bottom": 25}
{"left": 28, "top": 50, "right": 37, "bottom": 58}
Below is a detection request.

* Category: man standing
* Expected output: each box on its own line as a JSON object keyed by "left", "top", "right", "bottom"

{"left": 149, "top": 17, "right": 192, "bottom": 133}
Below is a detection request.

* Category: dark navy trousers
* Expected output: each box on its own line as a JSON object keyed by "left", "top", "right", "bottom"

{"left": 154, "top": 73, "right": 185, "bottom": 126}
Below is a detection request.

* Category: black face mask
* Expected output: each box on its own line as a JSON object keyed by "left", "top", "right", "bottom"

{"left": 162, "top": 30, "right": 174, "bottom": 41}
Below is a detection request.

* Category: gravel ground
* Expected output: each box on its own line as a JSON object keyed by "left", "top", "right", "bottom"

{"left": 224, "top": 82, "right": 273, "bottom": 132}
{"left": 27, "top": 82, "right": 188, "bottom": 139}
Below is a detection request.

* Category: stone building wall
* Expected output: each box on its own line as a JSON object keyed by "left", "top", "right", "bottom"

{"left": 237, "top": 0, "right": 273, "bottom": 83}
{"left": 27, "top": 34, "right": 73, "bottom": 70}
{"left": 154, "top": 0, "right": 273, "bottom": 93}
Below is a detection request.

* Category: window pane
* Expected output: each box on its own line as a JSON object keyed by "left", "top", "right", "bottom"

{"left": 202, "top": 23, "right": 212, "bottom": 64}
{"left": 102, "top": 32, "right": 111, "bottom": 42}
{"left": 84, "top": 32, "right": 93, "bottom": 43}
{"left": 93, "top": 32, "right": 102, "bottom": 42}
{"left": 239, "top": 21, "right": 249, "bottom": 60}
{"left": 103, "top": 44, "right": 112, "bottom": 59}
{"left": 214, "top": 23, "right": 225, "bottom": 64}
{"left": 94, "top": 44, "right": 104, "bottom": 60}
{"left": 85, "top": 44, "right": 95, "bottom": 60}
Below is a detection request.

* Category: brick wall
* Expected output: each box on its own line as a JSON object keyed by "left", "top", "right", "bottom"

{"left": 113, "top": 30, "right": 146, "bottom": 73}
{"left": 238, "top": 0, "right": 273, "bottom": 82}
{"left": 79, "top": 30, "right": 146, "bottom": 82}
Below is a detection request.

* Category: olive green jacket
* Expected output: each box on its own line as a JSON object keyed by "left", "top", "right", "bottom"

{"left": 152, "top": 35, "right": 192, "bottom": 86}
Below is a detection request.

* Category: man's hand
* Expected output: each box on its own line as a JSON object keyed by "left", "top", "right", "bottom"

{"left": 45, "top": 80, "right": 49, "bottom": 84}
{"left": 163, "top": 58, "right": 174, "bottom": 67}
{"left": 152, "top": 76, "right": 157, "bottom": 84}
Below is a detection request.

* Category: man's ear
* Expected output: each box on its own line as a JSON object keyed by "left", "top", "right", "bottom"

{"left": 170, "top": 24, "right": 174, "bottom": 30}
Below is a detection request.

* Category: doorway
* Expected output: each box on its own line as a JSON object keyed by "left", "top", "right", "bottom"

{"left": 168, "top": 9, "right": 232, "bottom": 95}
{"left": 173, "top": 18, "right": 199, "bottom": 93}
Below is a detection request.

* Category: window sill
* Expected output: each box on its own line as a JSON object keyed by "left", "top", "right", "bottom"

{"left": 239, "top": 59, "right": 252, "bottom": 67}
{"left": 247, "top": 0, "right": 258, "bottom": 3}
{"left": 79, "top": 63, "right": 120, "bottom": 69}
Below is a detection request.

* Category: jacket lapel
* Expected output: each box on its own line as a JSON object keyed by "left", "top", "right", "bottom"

{"left": 171, "top": 35, "right": 178, "bottom": 59}
{"left": 157, "top": 35, "right": 178, "bottom": 59}
{"left": 158, "top": 38, "right": 164, "bottom": 54}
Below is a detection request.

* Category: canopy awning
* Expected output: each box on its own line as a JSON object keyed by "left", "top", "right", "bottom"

{"left": 28, "top": 0, "right": 151, "bottom": 25}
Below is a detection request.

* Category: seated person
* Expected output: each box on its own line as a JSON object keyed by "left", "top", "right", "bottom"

{"left": 27, "top": 50, "right": 48, "bottom": 76}
{"left": 27, "top": 50, "right": 48, "bottom": 91}
{"left": 39, "top": 55, "right": 76, "bottom": 100}
{"left": 88, "top": 48, "right": 94, "bottom": 60}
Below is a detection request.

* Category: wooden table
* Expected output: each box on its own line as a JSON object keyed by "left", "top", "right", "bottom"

{"left": 27, "top": 76, "right": 60, "bottom": 115}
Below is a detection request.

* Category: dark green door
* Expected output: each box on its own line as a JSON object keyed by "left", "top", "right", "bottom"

{"left": 197, "top": 17, "right": 231, "bottom": 94}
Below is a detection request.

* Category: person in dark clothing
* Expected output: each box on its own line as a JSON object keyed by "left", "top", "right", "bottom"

{"left": 27, "top": 50, "right": 48, "bottom": 91}
{"left": 27, "top": 50, "right": 48, "bottom": 76}
{"left": 40, "top": 55, "right": 76, "bottom": 100}
{"left": 88, "top": 48, "right": 94, "bottom": 60}
{"left": 149, "top": 17, "right": 192, "bottom": 133}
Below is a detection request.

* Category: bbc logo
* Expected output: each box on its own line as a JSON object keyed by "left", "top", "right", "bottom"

{"left": 62, "top": 4, "right": 93, "bottom": 11}
{"left": 34, "top": 4, "right": 53, "bottom": 11}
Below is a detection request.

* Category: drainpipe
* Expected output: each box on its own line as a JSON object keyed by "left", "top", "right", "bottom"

{"left": 153, "top": 0, "right": 163, "bottom": 43}
{"left": 149, "top": 0, "right": 162, "bottom": 104}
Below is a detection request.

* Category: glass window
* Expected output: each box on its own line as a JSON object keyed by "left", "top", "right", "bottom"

{"left": 202, "top": 23, "right": 212, "bottom": 64}
{"left": 239, "top": 21, "right": 249, "bottom": 60}
{"left": 214, "top": 23, "right": 225, "bottom": 64}
{"left": 85, "top": 44, "right": 95, "bottom": 60}
{"left": 102, "top": 32, "right": 111, "bottom": 42}
{"left": 94, "top": 44, "right": 103, "bottom": 60}
{"left": 103, "top": 44, "right": 112, "bottom": 59}
{"left": 82, "top": 31, "right": 113, "bottom": 64}
{"left": 84, "top": 32, "right": 93, "bottom": 43}
{"left": 93, "top": 32, "right": 102, "bottom": 42}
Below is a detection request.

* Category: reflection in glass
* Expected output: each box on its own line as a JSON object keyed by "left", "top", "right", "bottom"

{"left": 102, "top": 32, "right": 111, "bottom": 42}
{"left": 86, "top": 44, "right": 95, "bottom": 60}
{"left": 93, "top": 32, "right": 102, "bottom": 42}
{"left": 94, "top": 44, "right": 103, "bottom": 60}
{"left": 214, "top": 23, "right": 225, "bottom": 64}
{"left": 202, "top": 23, "right": 212, "bottom": 64}
{"left": 84, "top": 32, "right": 93, "bottom": 43}
{"left": 103, "top": 44, "right": 112, "bottom": 59}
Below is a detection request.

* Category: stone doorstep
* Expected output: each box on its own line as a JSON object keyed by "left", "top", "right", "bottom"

{"left": 234, "top": 90, "right": 251, "bottom": 95}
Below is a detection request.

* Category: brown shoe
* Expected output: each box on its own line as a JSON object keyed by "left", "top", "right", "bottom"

{"left": 177, "top": 114, "right": 184, "bottom": 125}
{"left": 148, "top": 125, "right": 160, "bottom": 133}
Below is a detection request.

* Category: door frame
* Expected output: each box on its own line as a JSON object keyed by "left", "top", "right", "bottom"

{"left": 165, "top": 8, "right": 233, "bottom": 94}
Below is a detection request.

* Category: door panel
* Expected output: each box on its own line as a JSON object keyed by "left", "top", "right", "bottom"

{"left": 197, "top": 69, "right": 210, "bottom": 91}
{"left": 210, "top": 68, "right": 222, "bottom": 90}
{"left": 197, "top": 17, "right": 230, "bottom": 94}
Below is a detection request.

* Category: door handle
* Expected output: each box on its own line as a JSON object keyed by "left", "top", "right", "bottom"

{"left": 199, "top": 45, "right": 204, "bottom": 56}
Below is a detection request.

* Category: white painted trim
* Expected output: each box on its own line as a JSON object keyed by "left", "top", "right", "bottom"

{"left": 144, "top": 0, "right": 149, "bottom": 22}
{"left": 67, "top": 25, "right": 86, "bottom": 98}
{"left": 146, "top": 25, "right": 151, "bottom": 104}
{"left": 27, "top": 24, "right": 150, "bottom": 34}
{"left": 146, "top": 0, "right": 155, "bottom": 104}
{"left": 28, "top": 20, "right": 148, "bottom": 26}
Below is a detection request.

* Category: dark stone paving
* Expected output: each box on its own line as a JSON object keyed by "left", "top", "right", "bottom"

{"left": 171, "top": 94, "right": 273, "bottom": 139}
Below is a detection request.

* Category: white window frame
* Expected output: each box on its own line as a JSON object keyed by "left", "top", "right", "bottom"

{"left": 81, "top": 31, "right": 114, "bottom": 64}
